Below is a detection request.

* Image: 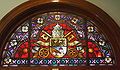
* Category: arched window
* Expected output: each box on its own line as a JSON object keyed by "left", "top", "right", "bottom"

{"left": 0, "top": 0, "right": 120, "bottom": 70}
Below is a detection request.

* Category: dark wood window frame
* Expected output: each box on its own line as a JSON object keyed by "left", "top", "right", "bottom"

{"left": 0, "top": 0, "right": 120, "bottom": 70}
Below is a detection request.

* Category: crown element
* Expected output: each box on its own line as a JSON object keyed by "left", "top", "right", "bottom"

{"left": 52, "top": 24, "right": 64, "bottom": 38}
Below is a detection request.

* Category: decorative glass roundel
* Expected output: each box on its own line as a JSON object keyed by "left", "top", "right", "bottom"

{"left": 2, "top": 12, "right": 114, "bottom": 67}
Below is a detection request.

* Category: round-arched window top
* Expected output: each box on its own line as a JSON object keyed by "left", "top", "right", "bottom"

{"left": 1, "top": 12, "right": 115, "bottom": 67}
{"left": 0, "top": 0, "right": 120, "bottom": 70}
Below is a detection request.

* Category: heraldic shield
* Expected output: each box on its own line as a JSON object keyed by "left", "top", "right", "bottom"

{"left": 50, "top": 38, "right": 67, "bottom": 58}
{"left": 50, "top": 24, "right": 67, "bottom": 58}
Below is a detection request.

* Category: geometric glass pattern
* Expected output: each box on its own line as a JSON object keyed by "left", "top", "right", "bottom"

{"left": 1, "top": 12, "right": 115, "bottom": 67}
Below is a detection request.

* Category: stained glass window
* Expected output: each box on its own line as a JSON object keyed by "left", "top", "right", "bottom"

{"left": 1, "top": 12, "right": 114, "bottom": 67}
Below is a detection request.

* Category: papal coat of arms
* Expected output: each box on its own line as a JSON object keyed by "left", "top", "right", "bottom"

{"left": 32, "top": 24, "right": 80, "bottom": 58}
